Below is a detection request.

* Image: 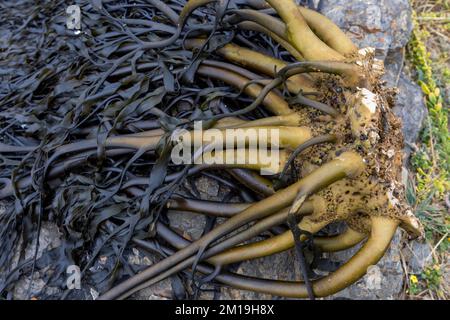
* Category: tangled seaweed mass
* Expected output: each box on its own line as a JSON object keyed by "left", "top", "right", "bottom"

{"left": 0, "top": 0, "right": 423, "bottom": 300}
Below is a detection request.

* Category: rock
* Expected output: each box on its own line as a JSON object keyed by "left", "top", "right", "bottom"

{"left": 328, "top": 229, "right": 404, "bottom": 300}
{"left": 13, "top": 271, "right": 62, "bottom": 300}
{"left": 10, "top": 222, "right": 63, "bottom": 300}
{"left": 168, "top": 210, "right": 207, "bottom": 241}
{"left": 130, "top": 278, "right": 174, "bottom": 300}
{"left": 383, "top": 49, "right": 428, "bottom": 148}
{"left": 318, "top": 0, "right": 413, "bottom": 56}
{"left": 25, "top": 222, "right": 62, "bottom": 260}
{"left": 392, "top": 75, "right": 427, "bottom": 147}
{"left": 13, "top": 275, "right": 46, "bottom": 300}
{"left": 10, "top": 221, "right": 62, "bottom": 269}
{"left": 127, "top": 247, "right": 175, "bottom": 300}
{"left": 401, "top": 240, "right": 432, "bottom": 274}
{"left": 365, "top": 265, "right": 383, "bottom": 290}
{"left": 195, "top": 176, "right": 220, "bottom": 198}
{"left": 220, "top": 249, "right": 300, "bottom": 300}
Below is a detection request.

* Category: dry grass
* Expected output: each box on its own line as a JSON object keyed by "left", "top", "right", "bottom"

{"left": 412, "top": 0, "right": 449, "bottom": 91}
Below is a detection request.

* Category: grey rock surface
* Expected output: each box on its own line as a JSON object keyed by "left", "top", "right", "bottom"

{"left": 393, "top": 74, "right": 428, "bottom": 147}
{"left": 401, "top": 241, "right": 433, "bottom": 275}
{"left": 328, "top": 230, "right": 404, "bottom": 300}
{"left": 383, "top": 50, "right": 428, "bottom": 148}
{"left": 128, "top": 248, "right": 173, "bottom": 300}
{"left": 220, "top": 249, "right": 301, "bottom": 300}
{"left": 318, "top": 0, "right": 413, "bottom": 56}
{"left": 11, "top": 222, "right": 62, "bottom": 300}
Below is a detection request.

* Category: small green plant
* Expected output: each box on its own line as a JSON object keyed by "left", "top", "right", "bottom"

{"left": 408, "top": 274, "right": 421, "bottom": 295}
{"left": 406, "top": 7, "right": 449, "bottom": 300}
{"left": 408, "top": 264, "right": 445, "bottom": 298}
{"left": 408, "top": 13, "right": 449, "bottom": 202}
{"left": 422, "top": 265, "right": 441, "bottom": 288}
{"left": 422, "top": 264, "right": 445, "bottom": 298}
{"left": 406, "top": 175, "right": 449, "bottom": 241}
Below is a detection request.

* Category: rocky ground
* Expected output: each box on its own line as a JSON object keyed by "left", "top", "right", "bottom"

{"left": 8, "top": 0, "right": 434, "bottom": 300}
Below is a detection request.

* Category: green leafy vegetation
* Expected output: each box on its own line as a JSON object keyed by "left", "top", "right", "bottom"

{"left": 406, "top": 1, "right": 449, "bottom": 299}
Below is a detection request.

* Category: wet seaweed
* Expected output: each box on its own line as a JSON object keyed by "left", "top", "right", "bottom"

{"left": 0, "top": 0, "right": 294, "bottom": 299}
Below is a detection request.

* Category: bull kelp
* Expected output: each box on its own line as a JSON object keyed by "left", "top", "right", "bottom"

{"left": 0, "top": 0, "right": 422, "bottom": 300}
